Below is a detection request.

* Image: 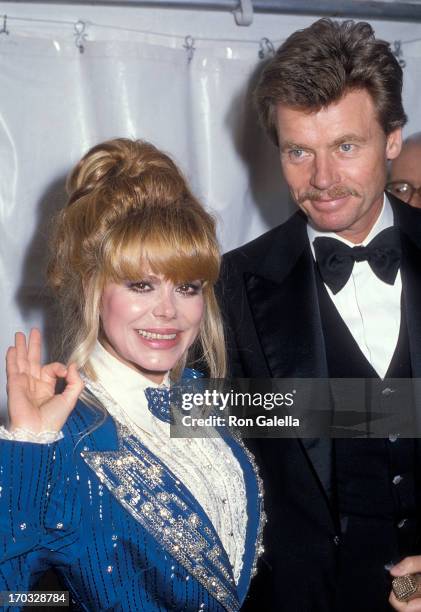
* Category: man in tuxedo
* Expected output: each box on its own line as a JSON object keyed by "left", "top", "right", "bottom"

{"left": 220, "top": 19, "right": 421, "bottom": 611}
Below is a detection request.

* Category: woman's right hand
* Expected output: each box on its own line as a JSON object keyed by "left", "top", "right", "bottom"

{"left": 6, "top": 328, "right": 84, "bottom": 434}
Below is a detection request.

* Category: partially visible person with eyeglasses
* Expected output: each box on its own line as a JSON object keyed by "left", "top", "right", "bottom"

{"left": 387, "top": 132, "right": 421, "bottom": 208}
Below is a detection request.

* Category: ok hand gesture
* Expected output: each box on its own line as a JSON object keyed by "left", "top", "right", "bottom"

{"left": 6, "top": 328, "right": 84, "bottom": 434}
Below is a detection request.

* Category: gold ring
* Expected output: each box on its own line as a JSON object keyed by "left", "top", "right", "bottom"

{"left": 392, "top": 573, "right": 421, "bottom": 602}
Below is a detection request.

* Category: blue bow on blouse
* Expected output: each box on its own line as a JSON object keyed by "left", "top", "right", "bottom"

{"left": 144, "top": 387, "right": 172, "bottom": 423}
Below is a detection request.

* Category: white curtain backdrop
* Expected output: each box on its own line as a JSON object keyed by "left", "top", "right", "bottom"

{"left": 0, "top": 2, "right": 420, "bottom": 414}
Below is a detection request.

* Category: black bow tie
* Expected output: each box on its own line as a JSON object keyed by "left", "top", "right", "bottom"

{"left": 313, "top": 227, "right": 401, "bottom": 294}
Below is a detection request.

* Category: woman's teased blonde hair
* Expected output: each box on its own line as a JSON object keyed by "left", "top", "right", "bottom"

{"left": 47, "top": 138, "right": 226, "bottom": 380}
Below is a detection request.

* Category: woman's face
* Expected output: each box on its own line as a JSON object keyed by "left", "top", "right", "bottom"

{"left": 100, "top": 273, "right": 204, "bottom": 383}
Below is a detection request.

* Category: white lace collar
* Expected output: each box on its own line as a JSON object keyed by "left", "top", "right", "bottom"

{"left": 88, "top": 340, "right": 170, "bottom": 436}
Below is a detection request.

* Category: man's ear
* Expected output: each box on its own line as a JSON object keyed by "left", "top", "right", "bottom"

{"left": 386, "top": 127, "right": 403, "bottom": 161}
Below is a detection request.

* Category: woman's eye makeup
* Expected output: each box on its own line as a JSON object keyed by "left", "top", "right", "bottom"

{"left": 126, "top": 281, "right": 153, "bottom": 293}
{"left": 126, "top": 280, "right": 202, "bottom": 295}
{"left": 176, "top": 282, "right": 202, "bottom": 295}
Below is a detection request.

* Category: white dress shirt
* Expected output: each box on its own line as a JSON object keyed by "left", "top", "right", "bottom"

{"left": 89, "top": 341, "right": 247, "bottom": 584}
{"left": 307, "top": 196, "right": 402, "bottom": 378}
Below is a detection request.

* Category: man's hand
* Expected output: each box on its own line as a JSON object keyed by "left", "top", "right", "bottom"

{"left": 6, "top": 328, "right": 84, "bottom": 434}
{"left": 389, "top": 557, "right": 421, "bottom": 611}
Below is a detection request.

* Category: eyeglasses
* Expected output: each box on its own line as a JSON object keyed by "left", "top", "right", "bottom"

{"left": 386, "top": 181, "right": 421, "bottom": 204}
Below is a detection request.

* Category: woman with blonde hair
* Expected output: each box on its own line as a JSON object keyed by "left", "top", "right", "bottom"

{"left": 0, "top": 139, "right": 264, "bottom": 612}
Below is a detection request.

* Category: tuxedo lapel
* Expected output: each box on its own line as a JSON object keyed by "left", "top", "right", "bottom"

{"left": 245, "top": 237, "right": 334, "bottom": 508}
{"left": 244, "top": 243, "right": 328, "bottom": 379}
{"left": 390, "top": 195, "right": 421, "bottom": 449}
{"left": 390, "top": 196, "right": 421, "bottom": 377}
{"left": 401, "top": 234, "right": 421, "bottom": 379}
{"left": 400, "top": 231, "right": 421, "bottom": 436}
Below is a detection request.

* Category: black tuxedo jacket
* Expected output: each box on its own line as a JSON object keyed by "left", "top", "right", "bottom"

{"left": 219, "top": 196, "right": 421, "bottom": 611}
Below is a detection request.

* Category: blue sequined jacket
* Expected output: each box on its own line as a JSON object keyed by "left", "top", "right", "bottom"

{"left": 0, "top": 380, "right": 264, "bottom": 611}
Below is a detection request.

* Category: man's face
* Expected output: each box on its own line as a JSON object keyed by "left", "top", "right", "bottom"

{"left": 276, "top": 89, "right": 402, "bottom": 243}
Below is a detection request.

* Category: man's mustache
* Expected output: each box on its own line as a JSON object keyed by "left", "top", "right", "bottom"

{"left": 297, "top": 186, "right": 361, "bottom": 204}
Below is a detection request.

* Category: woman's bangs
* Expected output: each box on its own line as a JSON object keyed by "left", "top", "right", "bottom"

{"left": 102, "top": 215, "right": 219, "bottom": 284}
